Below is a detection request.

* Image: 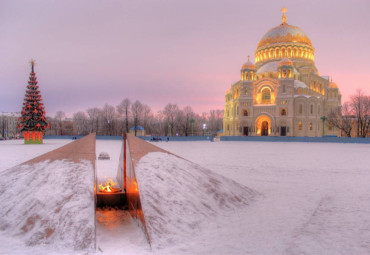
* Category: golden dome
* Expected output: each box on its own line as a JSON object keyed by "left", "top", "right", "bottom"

{"left": 329, "top": 81, "right": 338, "bottom": 88}
{"left": 241, "top": 61, "right": 255, "bottom": 70}
{"left": 278, "top": 58, "right": 293, "bottom": 67}
{"left": 254, "top": 9, "right": 315, "bottom": 64}
{"left": 257, "top": 23, "right": 312, "bottom": 49}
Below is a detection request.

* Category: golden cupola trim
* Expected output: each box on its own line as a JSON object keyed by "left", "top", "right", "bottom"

{"left": 241, "top": 56, "right": 256, "bottom": 70}
{"left": 278, "top": 58, "right": 294, "bottom": 79}
{"left": 241, "top": 56, "right": 256, "bottom": 81}
{"left": 329, "top": 82, "right": 338, "bottom": 89}
{"left": 255, "top": 8, "right": 315, "bottom": 64}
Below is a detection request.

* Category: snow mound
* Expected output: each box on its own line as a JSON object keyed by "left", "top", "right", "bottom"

{"left": 0, "top": 159, "right": 95, "bottom": 251}
{"left": 135, "top": 152, "right": 258, "bottom": 251}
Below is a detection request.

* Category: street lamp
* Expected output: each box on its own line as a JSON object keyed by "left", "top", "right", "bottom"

{"left": 190, "top": 118, "right": 195, "bottom": 136}
{"left": 107, "top": 119, "right": 111, "bottom": 136}
{"left": 320, "top": 116, "right": 327, "bottom": 137}
{"left": 202, "top": 123, "right": 207, "bottom": 136}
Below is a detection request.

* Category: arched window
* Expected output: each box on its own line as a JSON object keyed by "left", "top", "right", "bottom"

{"left": 293, "top": 48, "right": 297, "bottom": 57}
{"left": 310, "top": 104, "right": 313, "bottom": 114}
{"left": 298, "top": 88, "right": 302, "bottom": 94}
{"left": 309, "top": 122, "right": 313, "bottom": 130}
{"left": 245, "top": 88, "right": 248, "bottom": 95}
{"left": 282, "top": 85, "right": 286, "bottom": 93}
{"left": 243, "top": 110, "right": 248, "bottom": 116}
{"left": 281, "top": 109, "right": 287, "bottom": 116}
{"left": 262, "top": 88, "right": 271, "bottom": 104}
{"left": 299, "top": 104, "right": 303, "bottom": 114}
{"left": 298, "top": 121, "right": 302, "bottom": 131}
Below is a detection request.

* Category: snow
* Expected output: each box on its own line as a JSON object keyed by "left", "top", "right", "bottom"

{"left": 135, "top": 152, "right": 257, "bottom": 253}
{"left": 1, "top": 139, "right": 370, "bottom": 254}
{"left": 0, "top": 139, "right": 71, "bottom": 172}
{"left": 155, "top": 141, "right": 370, "bottom": 255}
{"left": 0, "top": 159, "right": 95, "bottom": 254}
{"left": 294, "top": 79, "right": 308, "bottom": 88}
{"left": 95, "top": 208, "right": 151, "bottom": 255}
{"left": 257, "top": 61, "right": 279, "bottom": 74}
{"left": 95, "top": 140, "right": 122, "bottom": 185}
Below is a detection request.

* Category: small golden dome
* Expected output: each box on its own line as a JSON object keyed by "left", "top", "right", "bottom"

{"left": 329, "top": 82, "right": 338, "bottom": 88}
{"left": 241, "top": 56, "right": 255, "bottom": 70}
{"left": 242, "top": 61, "right": 255, "bottom": 70}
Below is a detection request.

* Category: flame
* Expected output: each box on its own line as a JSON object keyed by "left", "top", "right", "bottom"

{"left": 99, "top": 178, "right": 118, "bottom": 193}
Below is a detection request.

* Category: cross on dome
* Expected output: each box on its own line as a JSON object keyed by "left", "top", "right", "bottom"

{"left": 281, "top": 7, "right": 287, "bottom": 24}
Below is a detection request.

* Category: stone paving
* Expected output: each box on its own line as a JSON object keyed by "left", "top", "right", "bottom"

{"left": 22, "top": 133, "right": 96, "bottom": 165}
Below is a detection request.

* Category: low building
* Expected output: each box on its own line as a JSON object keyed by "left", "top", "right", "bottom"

{"left": 0, "top": 112, "right": 21, "bottom": 138}
{"left": 129, "top": 125, "right": 145, "bottom": 136}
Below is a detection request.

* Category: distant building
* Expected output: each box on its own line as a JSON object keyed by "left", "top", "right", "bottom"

{"left": 129, "top": 125, "right": 145, "bottom": 136}
{"left": 223, "top": 9, "right": 341, "bottom": 137}
{"left": 0, "top": 112, "right": 21, "bottom": 138}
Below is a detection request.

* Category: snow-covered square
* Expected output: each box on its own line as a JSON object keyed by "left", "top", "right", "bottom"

{"left": 0, "top": 139, "right": 370, "bottom": 255}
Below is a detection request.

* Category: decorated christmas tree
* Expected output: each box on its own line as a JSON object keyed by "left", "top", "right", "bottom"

{"left": 17, "top": 60, "right": 49, "bottom": 144}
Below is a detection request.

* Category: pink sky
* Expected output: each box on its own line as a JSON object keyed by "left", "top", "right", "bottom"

{"left": 1, "top": 0, "right": 369, "bottom": 117}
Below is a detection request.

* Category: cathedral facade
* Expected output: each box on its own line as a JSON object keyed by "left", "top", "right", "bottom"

{"left": 223, "top": 9, "right": 341, "bottom": 137}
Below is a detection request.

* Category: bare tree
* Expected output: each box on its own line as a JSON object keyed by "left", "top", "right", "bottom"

{"left": 327, "top": 103, "right": 353, "bottom": 137}
{"left": 177, "top": 106, "right": 195, "bottom": 136}
{"left": 101, "top": 104, "right": 116, "bottom": 136}
{"left": 45, "top": 116, "right": 58, "bottom": 135}
{"left": 162, "top": 103, "right": 180, "bottom": 136}
{"left": 73, "top": 111, "right": 89, "bottom": 135}
{"left": 117, "top": 98, "right": 131, "bottom": 134}
{"left": 142, "top": 104, "right": 153, "bottom": 134}
{"left": 55, "top": 111, "right": 66, "bottom": 135}
{"left": 87, "top": 107, "right": 100, "bottom": 133}
{"left": 131, "top": 100, "right": 143, "bottom": 136}
{"left": 350, "top": 90, "right": 370, "bottom": 137}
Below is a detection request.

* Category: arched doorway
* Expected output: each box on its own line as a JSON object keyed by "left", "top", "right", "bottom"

{"left": 261, "top": 121, "right": 269, "bottom": 136}
{"left": 255, "top": 115, "right": 272, "bottom": 136}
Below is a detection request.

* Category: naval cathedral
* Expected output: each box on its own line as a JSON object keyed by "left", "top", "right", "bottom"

{"left": 223, "top": 9, "right": 341, "bottom": 137}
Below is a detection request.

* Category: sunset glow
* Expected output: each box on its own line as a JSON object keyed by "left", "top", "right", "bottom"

{"left": 1, "top": 1, "right": 369, "bottom": 116}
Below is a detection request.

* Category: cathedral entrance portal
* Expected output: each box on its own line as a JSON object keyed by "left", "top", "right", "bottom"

{"left": 261, "top": 121, "right": 269, "bottom": 136}
{"left": 255, "top": 115, "right": 271, "bottom": 136}
{"left": 243, "top": 127, "right": 249, "bottom": 136}
{"left": 280, "top": 126, "right": 287, "bottom": 136}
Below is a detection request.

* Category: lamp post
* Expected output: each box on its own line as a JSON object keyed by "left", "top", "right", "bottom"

{"left": 320, "top": 116, "right": 327, "bottom": 137}
{"left": 107, "top": 119, "right": 111, "bottom": 136}
{"left": 190, "top": 118, "right": 195, "bottom": 136}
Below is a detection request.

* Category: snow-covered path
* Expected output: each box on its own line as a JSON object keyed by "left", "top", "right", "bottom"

{"left": 156, "top": 141, "right": 370, "bottom": 254}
